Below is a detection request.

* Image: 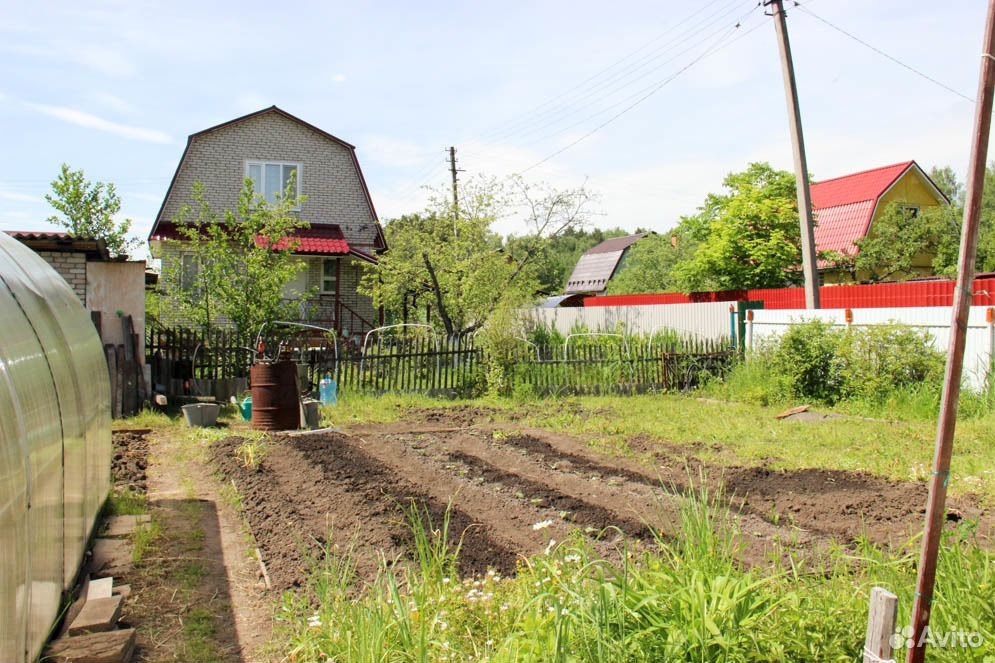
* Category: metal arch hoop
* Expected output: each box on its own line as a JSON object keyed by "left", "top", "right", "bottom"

{"left": 253, "top": 320, "right": 339, "bottom": 377}
{"left": 516, "top": 336, "right": 541, "bottom": 362}
{"left": 359, "top": 323, "right": 440, "bottom": 386}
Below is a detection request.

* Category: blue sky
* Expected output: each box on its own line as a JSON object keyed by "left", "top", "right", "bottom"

{"left": 0, "top": 0, "right": 988, "bottom": 255}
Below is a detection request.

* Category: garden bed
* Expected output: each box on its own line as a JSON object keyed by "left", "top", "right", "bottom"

{"left": 210, "top": 410, "right": 988, "bottom": 590}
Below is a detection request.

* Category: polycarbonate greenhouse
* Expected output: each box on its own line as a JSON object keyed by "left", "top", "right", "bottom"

{"left": 0, "top": 231, "right": 111, "bottom": 662}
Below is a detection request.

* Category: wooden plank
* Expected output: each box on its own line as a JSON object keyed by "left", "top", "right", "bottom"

{"left": 67, "top": 595, "right": 123, "bottom": 635}
{"left": 87, "top": 577, "right": 114, "bottom": 600}
{"left": 121, "top": 316, "right": 135, "bottom": 363}
{"left": 47, "top": 628, "right": 136, "bottom": 663}
{"left": 863, "top": 587, "right": 898, "bottom": 663}
{"left": 105, "top": 345, "right": 121, "bottom": 420}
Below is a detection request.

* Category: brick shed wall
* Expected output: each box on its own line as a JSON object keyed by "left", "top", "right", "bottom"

{"left": 37, "top": 251, "right": 86, "bottom": 303}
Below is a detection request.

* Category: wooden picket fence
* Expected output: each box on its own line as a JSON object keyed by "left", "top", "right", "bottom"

{"left": 146, "top": 324, "right": 735, "bottom": 399}
{"left": 515, "top": 336, "right": 734, "bottom": 396}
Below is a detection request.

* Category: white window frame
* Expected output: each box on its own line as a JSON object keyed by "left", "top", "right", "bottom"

{"left": 321, "top": 258, "right": 338, "bottom": 295}
{"left": 244, "top": 160, "right": 302, "bottom": 209}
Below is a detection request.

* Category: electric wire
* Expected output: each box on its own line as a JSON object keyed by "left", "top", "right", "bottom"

{"left": 794, "top": 3, "right": 974, "bottom": 103}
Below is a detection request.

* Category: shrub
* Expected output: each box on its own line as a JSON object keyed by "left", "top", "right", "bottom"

{"left": 723, "top": 320, "right": 947, "bottom": 407}
{"left": 836, "top": 324, "right": 945, "bottom": 402}
{"left": 769, "top": 320, "right": 845, "bottom": 403}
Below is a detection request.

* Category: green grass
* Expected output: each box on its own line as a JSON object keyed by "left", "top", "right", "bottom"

{"left": 105, "top": 487, "right": 148, "bottom": 516}
{"left": 516, "top": 394, "right": 995, "bottom": 502}
{"left": 131, "top": 519, "right": 162, "bottom": 565}
{"left": 277, "top": 489, "right": 995, "bottom": 663}
{"left": 322, "top": 392, "right": 507, "bottom": 427}
{"left": 178, "top": 607, "right": 220, "bottom": 662}
{"left": 112, "top": 407, "right": 179, "bottom": 431}
{"left": 325, "top": 390, "right": 995, "bottom": 502}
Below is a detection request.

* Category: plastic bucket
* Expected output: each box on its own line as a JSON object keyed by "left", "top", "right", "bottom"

{"left": 181, "top": 403, "right": 221, "bottom": 428}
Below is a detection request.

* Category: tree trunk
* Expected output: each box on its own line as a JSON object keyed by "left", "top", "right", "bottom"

{"left": 422, "top": 252, "right": 455, "bottom": 335}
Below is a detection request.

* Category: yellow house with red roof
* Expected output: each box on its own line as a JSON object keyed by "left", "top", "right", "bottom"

{"left": 811, "top": 160, "right": 949, "bottom": 283}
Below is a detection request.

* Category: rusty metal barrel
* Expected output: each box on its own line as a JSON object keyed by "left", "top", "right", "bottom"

{"left": 250, "top": 361, "right": 300, "bottom": 431}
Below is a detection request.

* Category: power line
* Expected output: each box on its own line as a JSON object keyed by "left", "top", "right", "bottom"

{"left": 475, "top": 0, "right": 748, "bottom": 144}
{"left": 519, "top": 20, "right": 753, "bottom": 175}
{"left": 476, "top": 2, "right": 758, "bottom": 149}
{"left": 794, "top": 3, "right": 974, "bottom": 103}
{"left": 462, "top": 4, "right": 763, "bottom": 175}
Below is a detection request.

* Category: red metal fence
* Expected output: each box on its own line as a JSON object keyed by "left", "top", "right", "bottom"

{"left": 584, "top": 277, "right": 995, "bottom": 310}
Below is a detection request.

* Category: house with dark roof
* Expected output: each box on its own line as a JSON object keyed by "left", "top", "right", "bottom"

{"left": 564, "top": 233, "right": 650, "bottom": 295}
{"left": 148, "top": 106, "right": 385, "bottom": 338}
{"left": 812, "top": 160, "right": 949, "bottom": 283}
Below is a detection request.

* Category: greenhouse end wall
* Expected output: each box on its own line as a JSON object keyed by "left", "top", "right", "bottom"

{"left": 0, "top": 232, "right": 112, "bottom": 662}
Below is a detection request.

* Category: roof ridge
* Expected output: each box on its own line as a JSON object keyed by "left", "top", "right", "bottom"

{"left": 813, "top": 160, "right": 915, "bottom": 186}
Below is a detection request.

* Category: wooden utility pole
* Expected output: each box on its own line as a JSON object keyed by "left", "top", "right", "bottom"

{"left": 448, "top": 146, "right": 460, "bottom": 216}
{"left": 766, "top": 0, "right": 820, "bottom": 309}
{"left": 908, "top": 2, "right": 995, "bottom": 661}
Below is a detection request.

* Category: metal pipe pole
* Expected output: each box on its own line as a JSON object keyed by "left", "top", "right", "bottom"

{"left": 907, "top": 3, "right": 995, "bottom": 660}
{"left": 766, "top": 0, "right": 820, "bottom": 309}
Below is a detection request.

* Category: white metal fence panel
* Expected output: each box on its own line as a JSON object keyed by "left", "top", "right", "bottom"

{"left": 749, "top": 307, "right": 995, "bottom": 390}
{"left": 527, "top": 302, "right": 733, "bottom": 340}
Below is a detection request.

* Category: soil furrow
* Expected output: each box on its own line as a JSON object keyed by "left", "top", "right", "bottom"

{"left": 334, "top": 431, "right": 585, "bottom": 563}
{"left": 446, "top": 449, "right": 656, "bottom": 541}
{"left": 494, "top": 430, "right": 957, "bottom": 547}
{"left": 289, "top": 433, "right": 524, "bottom": 577}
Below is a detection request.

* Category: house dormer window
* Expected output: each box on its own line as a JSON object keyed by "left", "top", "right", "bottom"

{"left": 245, "top": 160, "right": 300, "bottom": 205}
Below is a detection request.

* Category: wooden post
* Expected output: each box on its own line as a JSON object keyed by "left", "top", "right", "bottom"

{"left": 908, "top": 3, "right": 995, "bottom": 661}
{"left": 864, "top": 587, "right": 898, "bottom": 663}
{"left": 765, "top": 0, "right": 820, "bottom": 309}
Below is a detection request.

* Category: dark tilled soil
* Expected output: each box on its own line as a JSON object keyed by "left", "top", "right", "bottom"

{"left": 499, "top": 431, "right": 982, "bottom": 548}
{"left": 112, "top": 430, "right": 149, "bottom": 493}
{"left": 211, "top": 412, "right": 991, "bottom": 590}
{"left": 212, "top": 433, "right": 521, "bottom": 591}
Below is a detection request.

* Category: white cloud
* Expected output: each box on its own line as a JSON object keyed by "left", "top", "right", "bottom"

{"left": 28, "top": 103, "right": 172, "bottom": 143}
{"left": 361, "top": 136, "right": 434, "bottom": 168}
{"left": 122, "top": 191, "right": 164, "bottom": 203}
{"left": 333, "top": 73, "right": 347, "bottom": 83}
{"left": 0, "top": 190, "right": 40, "bottom": 203}
{"left": 234, "top": 92, "right": 270, "bottom": 113}
{"left": 72, "top": 44, "right": 137, "bottom": 77}
{"left": 90, "top": 91, "right": 136, "bottom": 115}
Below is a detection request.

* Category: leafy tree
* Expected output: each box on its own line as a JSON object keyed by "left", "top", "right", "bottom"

{"left": 361, "top": 175, "right": 597, "bottom": 335}
{"left": 929, "top": 165, "right": 963, "bottom": 205}
{"left": 45, "top": 163, "right": 138, "bottom": 257}
{"left": 846, "top": 165, "right": 995, "bottom": 281}
{"left": 158, "top": 176, "right": 311, "bottom": 333}
{"left": 671, "top": 162, "right": 803, "bottom": 291}
{"left": 851, "top": 203, "right": 962, "bottom": 281}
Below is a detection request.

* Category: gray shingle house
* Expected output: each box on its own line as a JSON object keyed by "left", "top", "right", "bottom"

{"left": 564, "top": 233, "right": 649, "bottom": 295}
{"left": 148, "top": 106, "right": 385, "bottom": 338}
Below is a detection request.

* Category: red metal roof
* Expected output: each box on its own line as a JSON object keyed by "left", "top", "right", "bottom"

{"left": 150, "top": 223, "right": 351, "bottom": 255}
{"left": 811, "top": 161, "right": 914, "bottom": 208}
{"left": 258, "top": 226, "right": 350, "bottom": 255}
{"left": 807, "top": 161, "right": 941, "bottom": 259}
